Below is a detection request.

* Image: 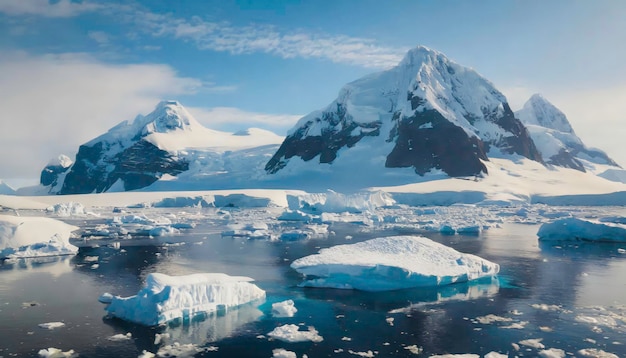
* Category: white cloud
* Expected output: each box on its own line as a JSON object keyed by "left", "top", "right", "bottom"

{"left": 187, "top": 106, "right": 301, "bottom": 134}
{"left": 134, "top": 12, "right": 407, "bottom": 69}
{"left": 88, "top": 30, "right": 110, "bottom": 46}
{"left": 0, "top": 51, "right": 200, "bottom": 181}
{"left": 0, "top": 0, "right": 103, "bottom": 18}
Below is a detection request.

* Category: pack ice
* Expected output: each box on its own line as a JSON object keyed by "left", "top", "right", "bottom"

{"left": 291, "top": 236, "right": 499, "bottom": 291}
{"left": 102, "top": 273, "right": 266, "bottom": 326}
{"left": 0, "top": 215, "right": 78, "bottom": 259}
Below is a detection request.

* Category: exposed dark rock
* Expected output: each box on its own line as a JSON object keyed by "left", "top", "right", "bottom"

{"left": 491, "top": 103, "right": 543, "bottom": 162}
{"left": 547, "top": 149, "right": 586, "bottom": 172}
{"left": 266, "top": 103, "right": 381, "bottom": 174}
{"left": 60, "top": 140, "right": 188, "bottom": 194}
{"left": 40, "top": 164, "right": 70, "bottom": 187}
{"left": 385, "top": 109, "right": 488, "bottom": 176}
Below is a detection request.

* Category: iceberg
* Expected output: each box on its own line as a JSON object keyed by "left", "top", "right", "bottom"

{"left": 102, "top": 272, "right": 266, "bottom": 326}
{"left": 0, "top": 215, "right": 78, "bottom": 259}
{"left": 290, "top": 236, "right": 499, "bottom": 291}
{"left": 538, "top": 217, "right": 626, "bottom": 242}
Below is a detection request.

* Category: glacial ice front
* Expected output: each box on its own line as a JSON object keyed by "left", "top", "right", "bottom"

{"left": 291, "top": 236, "right": 499, "bottom": 291}
{"left": 102, "top": 273, "right": 266, "bottom": 326}
{"left": 0, "top": 215, "right": 78, "bottom": 259}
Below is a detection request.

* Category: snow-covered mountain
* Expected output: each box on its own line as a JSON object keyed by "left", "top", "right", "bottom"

{"left": 266, "top": 46, "right": 542, "bottom": 181}
{"left": 515, "top": 94, "right": 619, "bottom": 172}
{"left": 47, "top": 101, "right": 283, "bottom": 194}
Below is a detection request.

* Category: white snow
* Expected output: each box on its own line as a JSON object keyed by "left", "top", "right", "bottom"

{"left": 103, "top": 272, "right": 266, "bottom": 326}
{"left": 518, "top": 338, "right": 545, "bottom": 349}
{"left": 46, "top": 202, "right": 88, "bottom": 217}
{"left": 107, "top": 332, "right": 132, "bottom": 341}
{"left": 155, "top": 342, "right": 218, "bottom": 357}
{"left": 267, "top": 324, "right": 323, "bottom": 343}
{"left": 538, "top": 348, "right": 565, "bottom": 358}
{"left": 577, "top": 348, "right": 619, "bottom": 358}
{"left": 538, "top": 217, "right": 626, "bottom": 242}
{"left": 0, "top": 215, "right": 78, "bottom": 259}
{"left": 271, "top": 300, "right": 298, "bottom": 318}
{"left": 38, "top": 322, "right": 65, "bottom": 329}
{"left": 290, "top": 236, "right": 499, "bottom": 291}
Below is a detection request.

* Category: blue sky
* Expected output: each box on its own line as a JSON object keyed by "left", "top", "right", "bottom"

{"left": 1, "top": 0, "right": 625, "bottom": 185}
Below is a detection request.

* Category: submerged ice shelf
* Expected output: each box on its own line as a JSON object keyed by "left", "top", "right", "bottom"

{"left": 290, "top": 235, "right": 499, "bottom": 291}
{"left": 102, "top": 272, "right": 266, "bottom": 326}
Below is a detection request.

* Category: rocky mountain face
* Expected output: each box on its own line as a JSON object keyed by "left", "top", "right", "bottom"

{"left": 40, "top": 154, "right": 73, "bottom": 189}
{"left": 515, "top": 94, "right": 619, "bottom": 172}
{"left": 266, "top": 46, "right": 542, "bottom": 179}
{"left": 58, "top": 101, "right": 193, "bottom": 194}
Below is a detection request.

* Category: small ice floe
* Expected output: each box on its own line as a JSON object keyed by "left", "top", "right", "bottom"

{"left": 518, "top": 338, "right": 545, "bottom": 349}
{"left": 272, "top": 300, "right": 297, "bottom": 317}
{"left": 290, "top": 236, "right": 499, "bottom": 291}
{"left": 156, "top": 343, "right": 218, "bottom": 357}
{"left": 272, "top": 348, "right": 297, "bottom": 358}
{"left": 154, "top": 332, "right": 170, "bottom": 345}
{"left": 386, "top": 317, "right": 394, "bottom": 326}
{"left": 37, "top": 347, "right": 77, "bottom": 357}
{"left": 267, "top": 324, "right": 323, "bottom": 343}
{"left": 404, "top": 345, "right": 423, "bottom": 355}
{"left": 46, "top": 202, "right": 88, "bottom": 217}
{"left": 22, "top": 301, "right": 40, "bottom": 308}
{"left": 101, "top": 272, "right": 265, "bottom": 326}
{"left": 428, "top": 354, "right": 478, "bottom": 357}
{"left": 38, "top": 322, "right": 65, "bottom": 330}
{"left": 107, "top": 332, "right": 132, "bottom": 341}
{"left": 577, "top": 348, "right": 619, "bottom": 358}
{"left": 538, "top": 348, "right": 565, "bottom": 358}
{"left": 530, "top": 303, "right": 564, "bottom": 312}
{"left": 347, "top": 350, "right": 375, "bottom": 357}
{"left": 538, "top": 217, "right": 626, "bottom": 242}
{"left": 138, "top": 350, "right": 155, "bottom": 358}
{"left": 484, "top": 353, "right": 507, "bottom": 358}
{"left": 474, "top": 314, "right": 512, "bottom": 324}
{"left": 83, "top": 256, "right": 98, "bottom": 263}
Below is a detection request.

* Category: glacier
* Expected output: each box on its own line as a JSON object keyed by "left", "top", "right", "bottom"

{"left": 102, "top": 272, "right": 266, "bottom": 326}
{"left": 290, "top": 236, "right": 499, "bottom": 291}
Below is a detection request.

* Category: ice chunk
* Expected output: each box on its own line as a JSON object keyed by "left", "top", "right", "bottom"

{"left": 37, "top": 348, "right": 77, "bottom": 357}
{"left": 577, "top": 348, "right": 619, "bottom": 358}
{"left": 103, "top": 272, "right": 266, "bottom": 326}
{"left": 0, "top": 215, "right": 78, "bottom": 259}
{"left": 46, "top": 202, "right": 87, "bottom": 217}
{"left": 272, "top": 348, "right": 297, "bottom": 358}
{"left": 107, "top": 332, "right": 132, "bottom": 341}
{"left": 267, "top": 324, "right": 323, "bottom": 343}
{"left": 539, "top": 348, "right": 565, "bottom": 358}
{"left": 291, "top": 236, "right": 499, "bottom": 291}
{"left": 272, "top": 300, "right": 297, "bottom": 317}
{"left": 518, "top": 338, "right": 544, "bottom": 349}
{"left": 38, "top": 322, "right": 65, "bottom": 330}
{"left": 156, "top": 342, "right": 218, "bottom": 357}
{"left": 538, "top": 217, "right": 626, "bottom": 242}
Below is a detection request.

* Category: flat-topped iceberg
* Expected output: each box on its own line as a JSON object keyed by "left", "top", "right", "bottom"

{"left": 538, "top": 217, "right": 626, "bottom": 242}
{"left": 290, "top": 236, "right": 499, "bottom": 291}
{"left": 0, "top": 215, "right": 78, "bottom": 259}
{"left": 102, "top": 273, "right": 266, "bottom": 326}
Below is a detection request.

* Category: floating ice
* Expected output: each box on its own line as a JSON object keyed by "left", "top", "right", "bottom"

{"left": 538, "top": 217, "right": 626, "bottom": 242}
{"left": 272, "top": 300, "right": 298, "bottom": 317}
{"left": 287, "top": 190, "right": 395, "bottom": 213}
{"left": 348, "top": 350, "right": 375, "bottom": 357}
{"left": 428, "top": 355, "right": 478, "bottom": 358}
{"left": 0, "top": 215, "right": 78, "bottom": 259}
{"left": 107, "top": 332, "right": 132, "bottom": 341}
{"left": 38, "top": 322, "right": 65, "bottom": 330}
{"left": 46, "top": 202, "right": 88, "bottom": 217}
{"left": 102, "top": 272, "right": 266, "bottom": 326}
{"left": 539, "top": 348, "right": 565, "bottom": 358}
{"left": 272, "top": 348, "right": 297, "bottom": 358}
{"left": 518, "top": 338, "right": 545, "bottom": 349}
{"left": 484, "top": 353, "right": 507, "bottom": 358}
{"left": 577, "top": 348, "right": 619, "bottom": 358}
{"left": 37, "top": 347, "right": 77, "bottom": 357}
{"left": 156, "top": 342, "right": 218, "bottom": 357}
{"left": 267, "top": 324, "right": 323, "bottom": 343}
{"left": 291, "top": 236, "right": 499, "bottom": 291}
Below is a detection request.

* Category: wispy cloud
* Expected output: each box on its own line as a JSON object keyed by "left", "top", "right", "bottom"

{"left": 87, "top": 30, "right": 110, "bottom": 46}
{"left": 0, "top": 0, "right": 103, "bottom": 18}
{"left": 145, "top": 16, "right": 407, "bottom": 68}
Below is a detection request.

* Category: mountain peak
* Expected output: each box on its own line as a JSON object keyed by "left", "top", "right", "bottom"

{"left": 139, "top": 100, "right": 200, "bottom": 135}
{"left": 517, "top": 94, "right": 574, "bottom": 134}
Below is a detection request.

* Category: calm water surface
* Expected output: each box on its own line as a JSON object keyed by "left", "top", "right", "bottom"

{"left": 1, "top": 213, "right": 625, "bottom": 357}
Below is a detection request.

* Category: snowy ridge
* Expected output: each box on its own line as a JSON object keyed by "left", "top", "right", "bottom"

{"left": 515, "top": 94, "right": 619, "bottom": 171}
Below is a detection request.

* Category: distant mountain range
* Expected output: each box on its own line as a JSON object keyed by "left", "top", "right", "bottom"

{"left": 20, "top": 46, "right": 622, "bottom": 195}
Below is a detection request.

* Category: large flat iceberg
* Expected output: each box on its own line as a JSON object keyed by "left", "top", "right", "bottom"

{"left": 538, "top": 217, "right": 626, "bottom": 242}
{"left": 290, "top": 236, "right": 499, "bottom": 291}
{"left": 0, "top": 215, "right": 78, "bottom": 259}
{"left": 103, "top": 272, "right": 266, "bottom": 326}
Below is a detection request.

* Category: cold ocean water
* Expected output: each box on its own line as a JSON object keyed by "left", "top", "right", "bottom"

{"left": 1, "top": 206, "right": 626, "bottom": 357}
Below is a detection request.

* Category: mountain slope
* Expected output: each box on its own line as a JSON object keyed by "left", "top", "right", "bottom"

{"left": 515, "top": 94, "right": 619, "bottom": 172}
{"left": 266, "top": 46, "right": 542, "bottom": 180}
{"left": 56, "top": 101, "right": 283, "bottom": 194}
